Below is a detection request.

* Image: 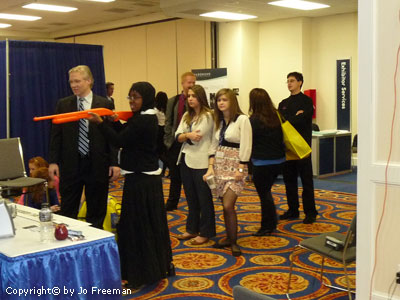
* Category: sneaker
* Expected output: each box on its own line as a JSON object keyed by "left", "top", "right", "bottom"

{"left": 279, "top": 211, "right": 299, "bottom": 220}
{"left": 303, "top": 215, "right": 317, "bottom": 224}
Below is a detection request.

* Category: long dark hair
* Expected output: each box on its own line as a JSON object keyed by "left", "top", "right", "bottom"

{"left": 214, "top": 88, "right": 243, "bottom": 130}
{"left": 155, "top": 91, "right": 168, "bottom": 113}
{"left": 183, "top": 85, "right": 212, "bottom": 125}
{"left": 249, "top": 88, "right": 280, "bottom": 128}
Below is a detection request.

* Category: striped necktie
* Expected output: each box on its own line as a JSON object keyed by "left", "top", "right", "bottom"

{"left": 78, "top": 98, "right": 89, "bottom": 156}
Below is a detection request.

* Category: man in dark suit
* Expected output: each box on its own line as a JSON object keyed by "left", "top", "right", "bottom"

{"left": 49, "top": 65, "right": 120, "bottom": 228}
{"left": 106, "top": 81, "right": 115, "bottom": 109}
{"left": 163, "top": 71, "right": 196, "bottom": 211}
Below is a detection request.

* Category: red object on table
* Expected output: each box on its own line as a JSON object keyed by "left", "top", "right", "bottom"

{"left": 54, "top": 224, "right": 68, "bottom": 240}
{"left": 304, "top": 89, "right": 316, "bottom": 119}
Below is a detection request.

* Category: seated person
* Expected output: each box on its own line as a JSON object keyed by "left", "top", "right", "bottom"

{"left": 28, "top": 156, "right": 48, "bottom": 174}
{"left": 18, "top": 167, "right": 60, "bottom": 212}
{"left": 28, "top": 156, "right": 60, "bottom": 201}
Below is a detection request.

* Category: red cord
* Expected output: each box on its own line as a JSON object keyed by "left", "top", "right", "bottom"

{"left": 368, "top": 12, "right": 400, "bottom": 299}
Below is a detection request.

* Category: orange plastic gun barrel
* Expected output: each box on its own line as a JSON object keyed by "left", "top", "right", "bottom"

{"left": 114, "top": 111, "right": 133, "bottom": 121}
{"left": 52, "top": 116, "right": 82, "bottom": 124}
{"left": 52, "top": 111, "right": 133, "bottom": 124}
{"left": 34, "top": 108, "right": 113, "bottom": 122}
{"left": 34, "top": 108, "right": 133, "bottom": 124}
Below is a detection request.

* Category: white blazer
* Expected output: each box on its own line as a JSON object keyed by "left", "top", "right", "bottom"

{"left": 175, "top": 111, "right": 214, "bottom": 169}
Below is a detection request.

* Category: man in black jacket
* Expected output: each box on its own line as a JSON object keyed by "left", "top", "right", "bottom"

{"left": 106, "top": 81, "right": 115, "bottom": 109}
{"left": 278, "top": 72, "right": 318, "bottom": 224}
{"left": 48, "top": 65, "right": 120, "bottom": 228}
{"left": 163, "top": 72, "right": 196, "bottom": 211}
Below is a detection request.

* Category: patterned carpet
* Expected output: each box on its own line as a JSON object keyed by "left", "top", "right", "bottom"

{"left": 109, "top": 177, "right": 356, "bottom": 300}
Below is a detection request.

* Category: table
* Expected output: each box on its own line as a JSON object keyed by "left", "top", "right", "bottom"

{"left": 311, "top": 130, "right": 352, "bottom": 178}
{"left": 0, "top": 205, "right": 122, "bottom": 300}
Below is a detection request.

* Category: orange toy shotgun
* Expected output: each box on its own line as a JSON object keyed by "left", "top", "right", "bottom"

{"left": 33, "top": 108, "right": 133, "bottom": 124}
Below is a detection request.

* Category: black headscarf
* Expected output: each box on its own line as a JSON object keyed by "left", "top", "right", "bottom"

{"left": 129, "top": 81, "right": 155, "bottom": 112}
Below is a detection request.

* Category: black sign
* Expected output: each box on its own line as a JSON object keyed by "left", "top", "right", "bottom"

{"left": 336, "top": 59, "right": 351, "bottom": 130}
{"left": 192, "top": 68, "right": 227, "bottom": 81}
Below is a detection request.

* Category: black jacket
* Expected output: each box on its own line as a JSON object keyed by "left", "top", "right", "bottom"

{"left": 48, "top": 94, "right": 118, "bottom": 182}
{"left": 250, "top": 117, "right": 285, "bottom": 160}
{"left": 278, "top": 92, "right": 313, "bottom": 146}
{"left": 99, "top": 113, "right": 159, "bottom": 173}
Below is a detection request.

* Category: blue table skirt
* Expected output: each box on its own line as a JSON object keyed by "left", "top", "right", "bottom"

{"left": 0, "top": 237, "right": 122, "bottom": 300}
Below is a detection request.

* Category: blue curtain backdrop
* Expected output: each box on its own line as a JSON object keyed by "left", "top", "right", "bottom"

{"left": 0, "top": 42, "right": 6, "bottom": 139}
{"left": 6, "top": 40, "right": 106, "bottom": 169}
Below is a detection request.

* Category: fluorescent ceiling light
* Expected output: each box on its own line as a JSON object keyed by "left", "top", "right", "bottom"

{"left": 0, "top": 23, "right": 12, "bottom": 28}
{"left": 0, "top": 13, "right": 41, "bottom": 21}
{"left": 87, "top": 0, "right": 115, "bottom": 2}
{"left": 200, "top": 11, "right": 257, "bottom": 21}
{"left": 268, "top": 0, "right": 330, "bottom": 10}
{"left": 23, "top": 3, "right": 77, "bottom": 13}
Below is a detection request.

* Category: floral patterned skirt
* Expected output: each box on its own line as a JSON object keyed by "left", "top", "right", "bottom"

{"left": 214, "top": 146, "right": 248, "bottom": 198}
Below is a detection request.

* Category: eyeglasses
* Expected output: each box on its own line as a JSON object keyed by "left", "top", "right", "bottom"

{"left": 286, "top": 79, "right": 297, "bottom": 84}
{"left": 126, "top": 95, "right": 142, "bottom": 101}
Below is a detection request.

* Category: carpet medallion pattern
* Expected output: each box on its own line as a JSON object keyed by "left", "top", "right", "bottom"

{"left": 109, "top": 178, "right": 356, "bottom": 300}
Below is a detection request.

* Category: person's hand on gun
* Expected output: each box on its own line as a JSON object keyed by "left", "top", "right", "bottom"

{"left": 87, "top": 112, "right": 103, "bottom": 124}
{"left": 104, "top": 114, "right": 119, "bottom": 122}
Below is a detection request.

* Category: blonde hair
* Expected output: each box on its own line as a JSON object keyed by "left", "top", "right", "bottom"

{"left": 182, "top": 85, "right": 212, "bottom": 126}
{"left": 181, "top": 71, "right": 196, "bottom": 82}
{"left": 69, "top": 65, "right": 94, "bottom": 88}
{"left": 214, "top": 88, "right": 243, "bottom": 130}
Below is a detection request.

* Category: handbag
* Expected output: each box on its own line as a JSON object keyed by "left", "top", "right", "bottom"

{"left": 277, "top": 112, "right": 312, "bottom": 160}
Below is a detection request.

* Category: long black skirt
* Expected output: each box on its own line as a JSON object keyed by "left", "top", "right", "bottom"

{"left": 117, "top": 173, "right": 172, "bottom": 287}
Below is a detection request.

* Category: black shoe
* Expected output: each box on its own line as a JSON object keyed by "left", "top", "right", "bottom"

{"left": 231, "top": 244, "right": 242, "bottom": 257}
{"left": 303, "top": 214, "right": 317, "bottom": 224}
{"left": 252, "top": 228, "right": 275, "bottom": 236}
{"left": 279, "top": 211, "right": 299, "bottom": 220}
{"left": 165, "top": 202, "right": 178, "bottom": 211}
{"left": 167, "top": 263, "right": 175, "bottom": 277}
{"left": 213, "top": 239, "right": 231, "bottom": 249}
{"left": 123, "top": 282, "right": 144, "bottom": 290}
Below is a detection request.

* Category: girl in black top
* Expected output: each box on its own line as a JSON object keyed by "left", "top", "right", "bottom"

{"left": 88, "top": 82, "right": 174, "bottom": 289}
{"left": 249, "top": 88, "right": 285, "bottom": 236}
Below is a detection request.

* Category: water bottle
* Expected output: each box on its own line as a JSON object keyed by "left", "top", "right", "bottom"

{"left": 206, "top": 175, "right": 216, "bottom": 190}
{"left": 39, "top": 203, "right": 54, "bottom": 243}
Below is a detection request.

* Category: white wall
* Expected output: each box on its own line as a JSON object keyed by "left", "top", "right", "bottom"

{"left": 57, "top": 19, "right": 211, "bottom": 111}
{"left": 310, "top": 13, "right": 358, "bottom": 133}
{"left": 218, "top": 21, "right": 259, "bottom": 114}
{"left": 259, "top": 18, "right": 305, "bottom": 106}
{"left": 219, "top": 14, "right": 358, "bottom": 134}
{"left": 358, "top": 0, "right": 400, "bottom": 299}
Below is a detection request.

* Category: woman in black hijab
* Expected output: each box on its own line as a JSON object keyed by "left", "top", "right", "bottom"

{"left": 89, "top": 81, "right": 174, "bottom": 289}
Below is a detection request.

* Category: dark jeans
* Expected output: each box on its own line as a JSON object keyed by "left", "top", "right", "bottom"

{"left": 252, "top": 163, "right": 282, "bottom": 230}
{"left": 166, "top": 141, "right": 183, "bottom": 206}
{"left": 180, "top": 158, "right": 216, "bottom": 238}
{"left": 282, "top": 156, "right": 317, "bottom": 216}
{"left": 59, "top": 156, "right": 109, "bottom": 229}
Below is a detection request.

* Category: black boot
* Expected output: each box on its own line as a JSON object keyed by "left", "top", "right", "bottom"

{"left": 167, "top": 263, "right": 175, "bottom": 277}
